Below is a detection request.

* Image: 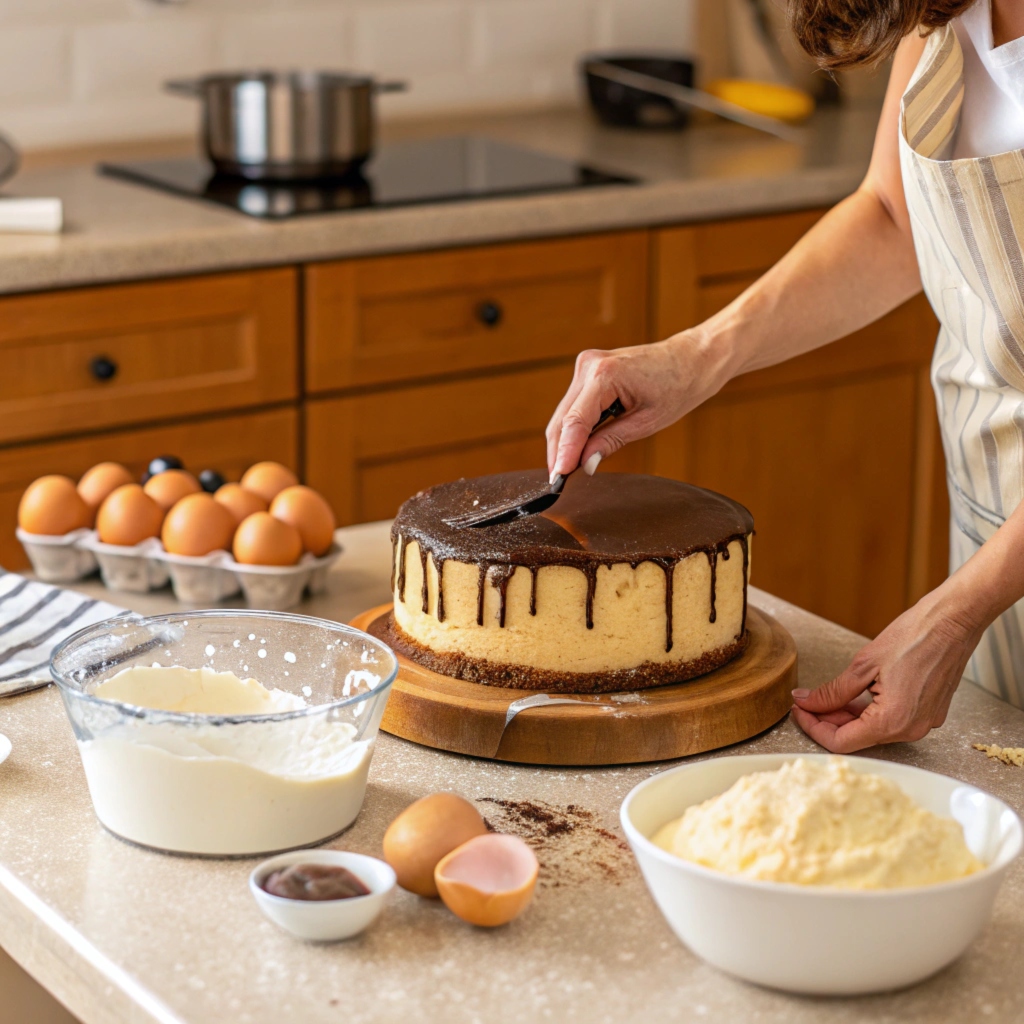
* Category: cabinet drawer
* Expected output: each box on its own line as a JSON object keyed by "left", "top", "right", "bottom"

{"left": 0, "top": 407, "right": 298, "bottom": 572}
{"left": 304, "top": 232, "right": 648, "bottom": 392}
{"left": 305, "top": 364, "right": 646, "bottom": 524}
{"left": 0, "top": 269, "right": 298, "bottom": 444}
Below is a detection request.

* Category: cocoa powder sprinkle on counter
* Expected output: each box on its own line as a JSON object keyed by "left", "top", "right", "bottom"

{"left": 477, "top": 797, "right": 632, "bottom": 888}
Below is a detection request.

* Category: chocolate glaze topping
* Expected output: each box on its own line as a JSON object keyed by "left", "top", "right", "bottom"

{"left": 392, "top": 470, "right": 754, "bottom": 651}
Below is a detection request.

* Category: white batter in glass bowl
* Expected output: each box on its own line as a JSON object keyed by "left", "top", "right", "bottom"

{"left": 50, "top": 609, "right": 397, "bottom": 857}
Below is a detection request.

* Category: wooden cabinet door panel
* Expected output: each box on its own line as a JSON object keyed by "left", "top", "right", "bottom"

{"left": 305, "top": 364, "right": 644, "bottom": 525}
{"left": 691, "top": 209, "right": 826, "bottom": 279}
{"left": 0, "top": 269, "right": 298, "bottom": 444}
{"left": 305, "top": 232, "right": 648, "bottom": 392}
{"left": 656, "top": 373, "right": 919, "bottom": 637}
{"left": 0, "top": 408, "right": 298, "bottom": 572}
{"left": 652, "top": 213, "right": 947, "bottom": 636}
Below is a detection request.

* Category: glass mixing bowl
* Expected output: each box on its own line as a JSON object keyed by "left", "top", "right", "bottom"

{"left": 51, "top": 609, "right": 398, "bottom": 857}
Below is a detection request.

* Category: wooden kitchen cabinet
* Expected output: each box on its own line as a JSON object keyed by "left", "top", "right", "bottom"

{"left": 0, "top": 269, "right": 298, "bottom": 445}
{"left": 305, "top": 363, "right": 644, "bottom": 525}
{"left": 0, "top": 407, "right": 298, "bottom": 572}
{"left": 304, "top": 231, "right": 648, "bottom": 393}
{"left": 0, "top": 205, "right": 947, "bottom": 639}
{"left": 650, "top": 210, "right": 947, "bottom": 637}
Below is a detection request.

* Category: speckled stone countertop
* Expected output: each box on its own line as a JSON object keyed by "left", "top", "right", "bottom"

{"left": 0, "top": 104, "right": 880, "bottom": 296}
{"left": 0, "top": 520, "right": 1021, "bottom": 1024}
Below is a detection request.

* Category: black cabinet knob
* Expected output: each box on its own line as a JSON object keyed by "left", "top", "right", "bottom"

{"left": 90, "top": 356, "right": 118, "bottom": 382}
{"left": 476, "top": 300, "right": 503, "bottom": 328}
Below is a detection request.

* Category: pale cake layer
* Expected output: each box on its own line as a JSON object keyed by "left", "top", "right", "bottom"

{"left": 392, "top": 537, "right": 750, "bottom": 676}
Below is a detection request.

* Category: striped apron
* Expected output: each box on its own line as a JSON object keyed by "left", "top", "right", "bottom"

{"left": 901, "top": 24, "right": 1024, "bottom": 707}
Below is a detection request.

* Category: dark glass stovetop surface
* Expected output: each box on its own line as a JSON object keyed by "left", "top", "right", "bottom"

{"left": 100, "top": 136, "right": 636, "bottom": 220}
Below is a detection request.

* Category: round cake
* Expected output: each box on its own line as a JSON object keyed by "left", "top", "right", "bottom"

{"left": 385, "top": 471, "right": 754, "bottom": 693}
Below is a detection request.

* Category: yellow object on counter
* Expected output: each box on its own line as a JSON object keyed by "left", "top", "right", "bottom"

{"left": 705, "top": 79, "right": 815, "bottom": 123}
{"left": 652, "top": 758, "right": 983, "bottom": 889}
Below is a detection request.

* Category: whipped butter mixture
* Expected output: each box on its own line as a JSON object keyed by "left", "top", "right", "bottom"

{"left": 80, "top": 665, "right": 372, "bottom": 855}
{"left": 653, "top": 758, "right": 983, "bottom": 889}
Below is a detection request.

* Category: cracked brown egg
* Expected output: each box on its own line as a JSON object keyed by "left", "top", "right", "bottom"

{"left": 435, "top": 833, "right": 538, "bottom": 927}
{"left": 382, "top": 793, "right": 489, "bottom": 897}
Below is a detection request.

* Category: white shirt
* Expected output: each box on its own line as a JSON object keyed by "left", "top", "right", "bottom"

{"left": 952, "top": 0, "right": 1024, "bottom": 158}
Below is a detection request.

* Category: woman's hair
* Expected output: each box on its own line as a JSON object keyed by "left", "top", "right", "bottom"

{"left": 789, "top": 0, "right": 977, "bottom": 69}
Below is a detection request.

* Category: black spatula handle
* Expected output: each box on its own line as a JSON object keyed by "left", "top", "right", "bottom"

{"left": 549, "top": 397, "right": 627, "bottom": 493}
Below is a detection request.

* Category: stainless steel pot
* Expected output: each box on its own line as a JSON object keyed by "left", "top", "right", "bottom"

{"left": 166, "top": 72, "right": 406, "bottom": 181}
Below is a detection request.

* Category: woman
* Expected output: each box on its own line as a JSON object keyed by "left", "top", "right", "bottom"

{"left": 545, "top": 0, "right": 1024, "bottom": 752}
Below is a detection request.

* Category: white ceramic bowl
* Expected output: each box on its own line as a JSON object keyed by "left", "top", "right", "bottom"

{"left": 250, "top": 849, "right": 396, "bottom": 941}
{"left": 621, "top": 753, "right": 1022, "bottom": 995}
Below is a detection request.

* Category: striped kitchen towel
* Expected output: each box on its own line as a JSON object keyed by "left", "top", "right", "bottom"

{"left": 0, "top": 571, "right": 126, "bottom": 698}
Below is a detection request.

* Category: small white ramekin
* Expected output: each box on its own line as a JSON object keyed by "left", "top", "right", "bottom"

{"left": 250, "top": 849, "right": 396, "bottom": 942}
{"left": 621, "top": 752, "right": 1022, "bottom": 995}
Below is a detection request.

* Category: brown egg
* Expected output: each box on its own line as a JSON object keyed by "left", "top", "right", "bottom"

{"left": 382, "top": 793, "right": 489, "bottom": 897}
{"left": 77, "top": 462, "right": 134, "bottom": 519}
{"left": 435, "top": 834, "right": 538, "bottom": 927}
{"left": 143, "top": 469, "right": 201, "bottom": 511}
{"left": 269, "top": 485, "right": 336, "bottom": 556}
{"left": 232, "top": 511, "right": 302, "bottom": 566}
{"left": 97, "top": 484, "right": 164, "bottom": 546}
{"left": 240, "top": 461, "right": 298, "bottom": 504}
{"left": 213, "top": 483, "right": 268, "bottom": 525}
{"left": 18, "top": 475, "right": 92, "bottom": 536}
{"left": 161, "top": 493, "right": 236, "bottom": 557}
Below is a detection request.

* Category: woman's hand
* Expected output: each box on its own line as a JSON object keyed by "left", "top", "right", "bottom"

{"left": 546, "top": 329, "right": 731, "bottom": 479}
{"left": 790, "top": 588, "right": 983, "bottom": 752}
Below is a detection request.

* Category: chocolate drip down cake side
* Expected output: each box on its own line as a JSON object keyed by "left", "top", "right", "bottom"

{"left": 384, "top": 471, "right": 754, "bottom": 694}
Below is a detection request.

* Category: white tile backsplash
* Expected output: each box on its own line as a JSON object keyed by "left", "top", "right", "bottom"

{"left": 74, "top": 18, "right": 218, "bottom": 100}
{"left": 597, "top": 0, "right": 692, "bottom": 50}
{"left": 218, "top": 10, "right": 350, "bottom": 69}
{"left": 0, "top": 26, "right": 70, "bottom": 104}
{"left": 352, "top": 2, "right": 470, "bottom": 78}
{"left": 477, "top": 0, "right": 595, "bottom": 68}
{"left": 0, "top": 0, "right": 695, "bottom": 149}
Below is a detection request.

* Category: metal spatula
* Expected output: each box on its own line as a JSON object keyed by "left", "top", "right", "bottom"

{"left": 444, "top": 399, "right": 625, "bottom": 529}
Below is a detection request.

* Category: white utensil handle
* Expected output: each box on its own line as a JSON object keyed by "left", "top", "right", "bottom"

{"left": 0, "top": 197, "right": 63, "bottom": 234}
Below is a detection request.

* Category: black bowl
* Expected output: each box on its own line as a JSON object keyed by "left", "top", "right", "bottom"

{"left": 582, "top": 53, "right": 695, "bottom": 130}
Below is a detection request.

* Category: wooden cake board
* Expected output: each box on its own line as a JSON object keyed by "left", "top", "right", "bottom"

{"left": 350, "top": 603, "right": 798, "bottom": 766}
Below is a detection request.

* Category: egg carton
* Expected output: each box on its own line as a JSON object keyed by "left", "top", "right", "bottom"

{"left": 15, "top": 528, "right": 98, "bottom": 583}
{"left": 17, "top": 528, "right": 341, "bottom": 611}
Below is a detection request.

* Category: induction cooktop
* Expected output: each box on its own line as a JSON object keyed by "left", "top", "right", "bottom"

{"left": 99, "top": 136, "right": 636, "bottom": 220}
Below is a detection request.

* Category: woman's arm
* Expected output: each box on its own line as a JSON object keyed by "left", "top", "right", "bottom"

{"left": 547, "top": 33, "right": 927, "bottom": 478}
{"left": 792, "top": 497, "right": 1024, "bottom": 750}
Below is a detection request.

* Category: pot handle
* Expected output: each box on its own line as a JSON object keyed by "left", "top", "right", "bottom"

{"left": 374, "top": 80, "right": 408, "bottom": 94}
{"left": 164, "top": 78, "right": 203, "bottom": 98}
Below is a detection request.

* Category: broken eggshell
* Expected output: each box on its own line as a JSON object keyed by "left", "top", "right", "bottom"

{"left": 434, "top": 833, "right": 539, "bottom": 927}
